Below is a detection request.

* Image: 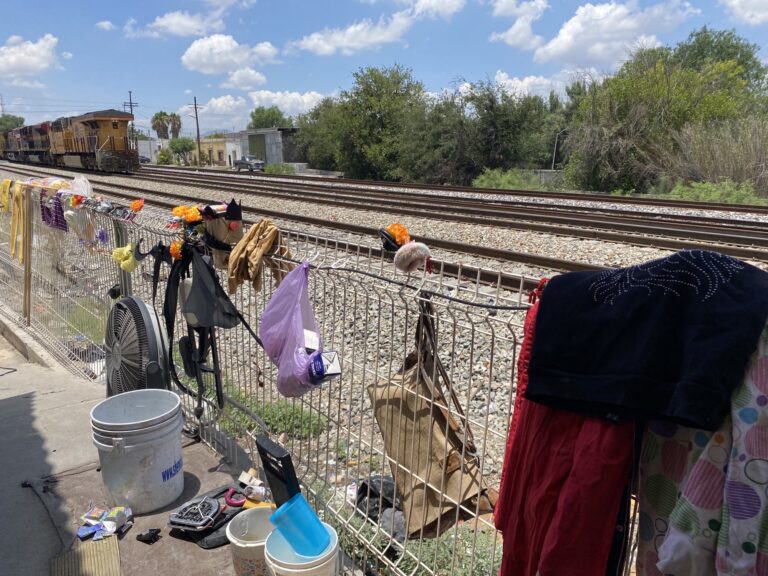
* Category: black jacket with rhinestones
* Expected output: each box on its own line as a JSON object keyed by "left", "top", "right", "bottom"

{"left": 526, "top": 250, "right": 768, "bottom": 430}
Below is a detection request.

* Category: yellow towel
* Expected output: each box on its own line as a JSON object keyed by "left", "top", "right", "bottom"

{"left": 9, "top": 182, "right": 25, "bottom": 263}
{"left": 0, "top": 179, "right": 12, "bottom": 213}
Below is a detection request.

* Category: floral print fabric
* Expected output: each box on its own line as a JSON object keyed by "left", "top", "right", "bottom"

{"left": 638, "top": 323, "right": 768, "bottom": 575}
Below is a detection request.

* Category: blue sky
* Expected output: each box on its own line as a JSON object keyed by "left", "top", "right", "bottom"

{"left": 1, "top": 0, "right": 767, "bottom": 136}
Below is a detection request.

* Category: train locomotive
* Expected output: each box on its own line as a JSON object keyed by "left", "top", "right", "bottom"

{"left": 0, "top": 109, "right": 139, "bottom": 173}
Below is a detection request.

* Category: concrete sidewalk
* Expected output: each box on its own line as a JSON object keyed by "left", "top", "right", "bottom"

{"left": 0, "top": 333, "right": 239, "bottom": 575}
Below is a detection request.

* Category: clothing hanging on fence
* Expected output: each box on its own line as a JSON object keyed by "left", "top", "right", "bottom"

{"left": 637, "top": 321, "right": 768, "bottom": 576}
{"left": 227, "top": 218, "right": 293, "bottom": 295}
{"left": 9, "top": 182, "right": 25, "bottom": 263}
{"left": 496, "top": 293, "right": 635, "bottom": 576}
{"left": 526, "top": 250, "right": 768, "bottom": 430}
{"left": 1, "top": 179, "right": 12, "bottom": 213}
{"left": 40, "top": 188, "right": 68, "bottom": 232}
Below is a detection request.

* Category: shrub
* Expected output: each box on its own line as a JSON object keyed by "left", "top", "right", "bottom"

{"left": 264, "top": 163, "right": 296, "bottom": 175}
{"left": 472, "top": 168, "right": 552, "bottom": 191}
{"left": 156, "top": 148, "right": 173, "bottom": 165}
{"left": 652, "top": 180, "right": 767, "bottom": 205}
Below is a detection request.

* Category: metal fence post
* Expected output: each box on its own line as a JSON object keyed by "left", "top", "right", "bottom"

{"left": 113, "top": 220, "right": 132, "bottom": 297}
{"left": 22, "top": 184, "right": 33, "bottom": 326}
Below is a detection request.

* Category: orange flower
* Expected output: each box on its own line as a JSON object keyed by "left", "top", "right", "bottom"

{"left": 386, "top": 223, "right": 410, "bottom": 246}
{"left": 170, "top": 241, "right": 183, "bottom": 260}
{"left": 172, "top": 205, "right": 188, "bottom": 218}
{"left": 184, "top": 206, "right": 202, "bottom": 223}
{"left": 130, "top": 198, "right": 145, "bottom": 212}
{"left": 71, "top": 195, "right": 84, "bottom": 208}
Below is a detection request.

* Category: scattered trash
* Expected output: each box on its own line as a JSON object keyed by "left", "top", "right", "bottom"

{"left": 136, "top": 528, "right": 162, "bottom": 544}
{"left": 77, "top": 505, "right": 133, "bottom": 541}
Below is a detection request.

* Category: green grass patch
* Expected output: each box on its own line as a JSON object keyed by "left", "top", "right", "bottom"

{"left": 472, "top": 168, "right": 561, "bottom": 192}
{"left": 264, "top": 163, "right": 296, "bottom": 175}
{"left": 651, "top": 180, "right": 768, "bottom": 206}
{"left": 325, "top": 512, "right": 502, "bottom": 576}
{"left": 220, "top": 383, "right": 327, "bottom": 439}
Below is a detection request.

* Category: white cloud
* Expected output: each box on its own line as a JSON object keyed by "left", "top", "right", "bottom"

{"left": 248, "top": 90, "right": 325, "bottom": 116}
{"left": 9, "top": 78, "right": 45, "bottom": 89}
{"left": 414, "top": 0, "right": 466, "bottom": 18}
{"left": 533, "top": 1, "right": 698, "bottom": 68}
{"left": 719, "top": 0, "right": 768, "bottom": 24}
{"left": 221, "top": 67, "right": 267, "bottom": 90}
{"left": 95, "top": 20, "right": 116, "bottom": 31}
{"left": 490, "top": 1, "right": 548, "bottom": 50}
{"left": 181, "top": 34, "right": 278, "bottom": 73}
{"left": 0, "top": 34, "right": 59, "bottom": 82}
{"left": 492, "top": 0, "right": 548, "bottom": 18}
{"left": 178, "top": 94, "right": 251, "bottom": 133}
{"left": 184, "top": 89, "right": 193, "bottom": 94}
{"left": 62, "top": 51, "right": 73, "bottom": 59}
{"left": 494, "top": 70, "right": 565, "bottom": 97}
{"left": 147, "top": 11, "right": 225, "bottom": 37}
{"left": 289, "top": 10, "right": 413, "bottom": 55}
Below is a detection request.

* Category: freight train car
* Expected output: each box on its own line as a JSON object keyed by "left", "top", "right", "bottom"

{"left": 1, "top": 109, "right": 139, "bottom": 173}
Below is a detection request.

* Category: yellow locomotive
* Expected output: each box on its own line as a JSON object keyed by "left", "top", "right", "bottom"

{"left": 0, "top": 109, "right": 139, "bottom": 173}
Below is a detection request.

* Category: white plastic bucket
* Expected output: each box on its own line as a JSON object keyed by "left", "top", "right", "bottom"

{"left": 91, "top": 389, "right": 184, "bottom": 514}
{"left": 226, "top": 507, "right": 275, "bottom": 576}
{"left": 265, "top": 522, "right": 338, "bottom": 576}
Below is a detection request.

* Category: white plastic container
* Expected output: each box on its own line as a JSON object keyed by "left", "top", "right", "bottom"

{"left": 91, "top": 389, "right": 184, "bottom": 514}
{"left": 226, "top": 506, "right": 275, "bottom": 576}
{"left": 265, "top": 522, "right": 339, "bottom": 576}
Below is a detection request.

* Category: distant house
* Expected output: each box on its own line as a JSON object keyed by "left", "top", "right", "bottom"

{"left": 192, "top": 133, "right": 242, "bottom": 167}
{"left": 238, "top": 128, "right": 300, "bottom": 165}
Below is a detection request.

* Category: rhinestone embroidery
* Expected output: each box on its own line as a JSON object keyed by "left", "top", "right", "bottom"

{"left": 589, "top": 250, "right": 745, "bottom": 305}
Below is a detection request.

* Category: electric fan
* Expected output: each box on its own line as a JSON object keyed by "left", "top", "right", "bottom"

{"left": 104, "top": 296, "right": 169, "bottom": 396}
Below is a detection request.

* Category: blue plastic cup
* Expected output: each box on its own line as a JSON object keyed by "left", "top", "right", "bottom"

{"left": 269, "top": 493, "right": 330, "bottom": 557}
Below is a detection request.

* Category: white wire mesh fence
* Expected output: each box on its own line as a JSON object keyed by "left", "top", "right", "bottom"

{"left": 0, "top": 177, "right": 638, "bottom": 576}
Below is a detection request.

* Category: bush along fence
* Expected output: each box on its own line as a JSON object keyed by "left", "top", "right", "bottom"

{"left": 0, "top": 173, "right": 598, "bottom": 576}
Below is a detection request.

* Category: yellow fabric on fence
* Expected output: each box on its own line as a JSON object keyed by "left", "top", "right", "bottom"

{"left": 227, "top": 218, "right": 293, "bottom": 295}
{"left": 0, "top": 179, "right": 12, "bottom": 213}
{"left": 9, "top": 182, "right": 25, "bottom": 263}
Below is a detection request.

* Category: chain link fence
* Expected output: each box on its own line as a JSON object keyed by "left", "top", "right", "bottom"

{"left": 0, "top": 172, "right": 638, "bottom": 576}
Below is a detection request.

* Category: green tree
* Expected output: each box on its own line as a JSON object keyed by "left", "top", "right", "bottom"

{"left": 673, "top": 27, "right": 767, "bottom": 91}
{"left": 156, "top": 148, "right": 174, "bottom": 165}
{"left": 151, "top": 111, "right": 170, "bottom": 139}
{"left": 294, "top": 98, "right": 344, "bottom": 171}
{"left": 248, "top": 106, "right": 291, "bottom": 129}
{"left": 565, "top": 44, "right": 754, "bottom": 192}
{"left": 0, "top": 114, "right": 25, "bottom": 132}
{"left": 168, "top": 113, "right": 182, "bottom": 139}
{"left": 336, "top": 64, "right": 427, "bottom": 180}
{"left": 168, "top": 137, "right": 196, "bottom": 165}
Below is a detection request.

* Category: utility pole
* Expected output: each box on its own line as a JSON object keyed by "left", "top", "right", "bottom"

{"left": 193, "top": 96, "right": 202, "bottom": 166}
{"left": 0, "top": 93, "right": 5, "bottom": 116}
{"left": 123, "top": 91, "right": 139, "bottom": 148}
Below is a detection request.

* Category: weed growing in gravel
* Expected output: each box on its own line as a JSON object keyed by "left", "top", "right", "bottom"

{"left": 219, "top": 384, "right": 327, "bottom": 439}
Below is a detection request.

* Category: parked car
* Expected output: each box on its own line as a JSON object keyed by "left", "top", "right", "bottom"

{"left": 138, "top": 155, "right": 151, "bottom": 164}
{"left": 234, "top": 155, "right": 265, "bottom": 172}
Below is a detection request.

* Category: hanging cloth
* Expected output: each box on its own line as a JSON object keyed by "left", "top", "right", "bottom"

{"left": 227, "top": 218, "right": 293, "bottom": 295}
{"left": 636, "top": 320, "right": 768, "bottom": 576}
{"left": 527, "top": 250, "right": 768, "bottom": 430}
{"left": 495, "top": 289, "right": 635, "bottom": 576}
{"left": 40, "top": 188, "right": 68, "bottom": 232}
{"left": 9, "top": 182, "right": 25, "bottom": 263}
{"left": 0, "top": 178, "right": 12, "bottom": 213}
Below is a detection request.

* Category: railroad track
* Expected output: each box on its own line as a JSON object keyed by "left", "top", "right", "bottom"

{"left": 0, "top": 164, "right": 604, "bottom": 294}
{"left": 130, "top": 166, "right": 768, "bottom": 261}
{"left": 143, "top": 164, "right": 768, "bottom": 215}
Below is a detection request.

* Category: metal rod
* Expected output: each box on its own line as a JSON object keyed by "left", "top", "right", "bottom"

{"left": 22, "top": 184, "right": 33, "bottom": 326}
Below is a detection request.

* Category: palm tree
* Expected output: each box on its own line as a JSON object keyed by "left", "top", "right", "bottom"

{"left": 151, "top": 111, "right": 170, "bottom": 139}
{"left": 168, "top": 113, "right": 182, "bottom": 139}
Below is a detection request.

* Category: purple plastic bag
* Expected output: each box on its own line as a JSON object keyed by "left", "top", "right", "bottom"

{"left": 259, "top": 262, "right": 321, "bottom": 397}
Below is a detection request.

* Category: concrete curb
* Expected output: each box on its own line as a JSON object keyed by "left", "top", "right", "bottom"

{"left": 0, "top": 313, "right": 50, "bottom": 367}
